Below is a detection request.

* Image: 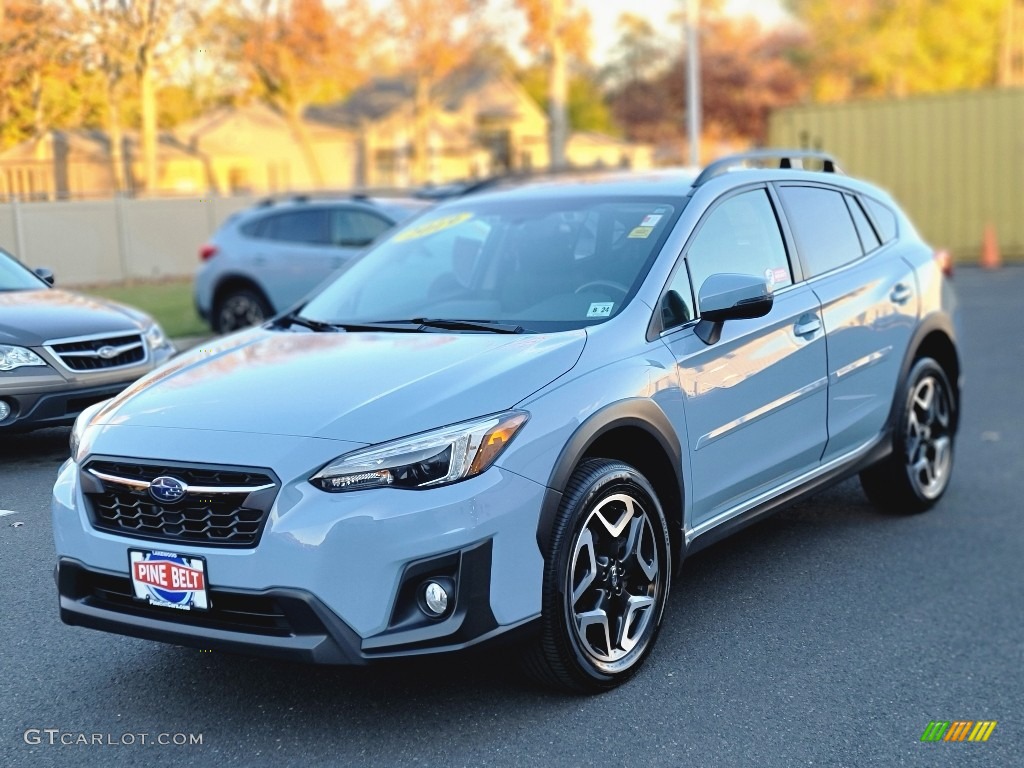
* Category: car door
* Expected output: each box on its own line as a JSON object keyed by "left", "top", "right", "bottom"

{"left": 254, "top": 207, "right": 336, "bottom": 309}
{"left": 776, "top": 185, "right": 918, "bottom": 462}
{"left": 659, "top": 186, "right": 829, "bottom": 531}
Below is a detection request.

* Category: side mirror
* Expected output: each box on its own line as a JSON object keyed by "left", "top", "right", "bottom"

{"left": 34, "top": 267, "right": 55, "bottom": 286}
{"left": 694, "top": 273, "right": 773, "bottom": 345}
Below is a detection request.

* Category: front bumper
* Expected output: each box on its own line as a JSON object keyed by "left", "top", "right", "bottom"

{"left": 52, "top": 436, "right": 547, "bottom": 662}
{"left": 0, "top": 380, "right": 131, "bottom": 431}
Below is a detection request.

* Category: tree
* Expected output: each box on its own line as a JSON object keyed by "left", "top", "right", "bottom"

{"left": 602, "top": 12, "right": 669, "bottom": 90}
{"left": 519, "top": 65, "right": 617, "bottom": 137}
{"left": 786, "top": 0, "right": 1008, "bottom": 101}
{"left": 216, "top": 0, "right": 374, "bottom": 186}
{"left": 515, "top": 0, "right": 591, "bottom": 170}
{"left": 607, "top": 9, "right": 806, "bottom": 150}
{"left": 74, "top": 0, "right": 196, "bottom": 194}
{"left": 386, "top": 0, "right": 483, "bottom": 183}
{"left": 0, "top": 2, "right": 82, "bottom": 149}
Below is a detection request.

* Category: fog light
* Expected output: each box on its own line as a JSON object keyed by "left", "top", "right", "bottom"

{"left": 421, "top": 580, "right": 451, "bottom": 617}
{"left": 0, "top": 399, "right": 11, "bottom": 422}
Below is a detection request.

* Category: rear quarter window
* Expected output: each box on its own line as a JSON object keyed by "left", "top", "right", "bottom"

{"left": 863, "top": 198, "right": 898, "bottom": 243}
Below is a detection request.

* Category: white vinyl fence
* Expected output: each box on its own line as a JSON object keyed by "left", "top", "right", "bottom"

{"left": 0, "top": 196, "right": 260, "bottom": 286}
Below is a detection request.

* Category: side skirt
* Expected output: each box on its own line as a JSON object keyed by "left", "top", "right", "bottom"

{"left": 684, "top": 434, "right": 893, "bottom": 556}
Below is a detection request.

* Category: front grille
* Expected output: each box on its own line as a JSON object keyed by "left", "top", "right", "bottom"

{"left": 83, "top": 459, "right": 278, "bottom": 548}
{"left": 80, "top": 569, "right": 292, "bottom": 636}
{"left": 48, "top": 333, "right": 146, "bottom": 371}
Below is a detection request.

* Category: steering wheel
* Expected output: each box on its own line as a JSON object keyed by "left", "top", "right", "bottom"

{"left": 574, "top": 280, "right": 629, "bottom": 300}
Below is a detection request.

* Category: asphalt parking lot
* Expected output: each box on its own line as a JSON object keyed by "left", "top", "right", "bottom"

{"left": 1, "top": 267, "right": 1020, "bottom": 768}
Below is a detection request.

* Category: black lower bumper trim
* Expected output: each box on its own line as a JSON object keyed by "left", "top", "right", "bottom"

{"left": 58, "top": 557, "right": 367, "bottom": 665}
{"left": 56, "top": 551, "right": 533, "bottom": 664}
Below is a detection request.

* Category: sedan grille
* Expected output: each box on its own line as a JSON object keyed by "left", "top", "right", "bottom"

{"left": 48, "top": 333, "right": 146, "bottom": 371}
{"left": 82, "top": 459, "right": 278, "bottom": 548}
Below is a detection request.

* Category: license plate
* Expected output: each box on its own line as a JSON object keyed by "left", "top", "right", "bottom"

{"left": 128, "top": 549, "right": 209, "bottom": 611}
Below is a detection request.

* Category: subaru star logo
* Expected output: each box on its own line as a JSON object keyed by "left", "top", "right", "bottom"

{"left": 150, "top": 476, "right": 187, "bottom": 504}
{"left": 97, "top": 345, "right": 119, "bottom": 359}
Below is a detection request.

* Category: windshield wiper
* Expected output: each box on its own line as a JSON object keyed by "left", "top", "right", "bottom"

{"left": 276, "top": 313, "right": 339, "bottom": 332}
{"left": 377, "top": 318, "right": 526, "bottom": 334}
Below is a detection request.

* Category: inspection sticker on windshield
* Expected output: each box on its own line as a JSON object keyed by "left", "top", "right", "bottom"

{"left": 640, "top": 214, "right": 663, "bottom": 227}
{"left": 587, "top": 302, "right": 614, "bottom": 318}
{"left": 129, "top": 550, "right": 209, "bottom": 611}
{"left": 628, "top": 226, "right": 654, "bottom": 239}
{"left": 393, "top": 212, "right": 472, "bottom": 242}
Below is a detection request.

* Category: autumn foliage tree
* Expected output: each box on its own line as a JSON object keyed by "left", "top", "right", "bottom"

{"left": 385, "top": 0, "right": 484, "bottom": 183}
{"left": 787, "top": 0, "right": 1011, "bottom": 101}
{"left": 515, "top": 0, "right": 591, "bottom": 170}
{"left": 0, "top": 2, "right": 82, "bottom": 148}
{"left": 608, "top": 9, "right": 805, "bottom": 151}
{"left": 215, "top": 0, "right": 374, "bottom": 186}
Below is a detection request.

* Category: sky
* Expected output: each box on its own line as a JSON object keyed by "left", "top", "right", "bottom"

{"left": 585, "top": 0, "right": 792, "bottom": 65}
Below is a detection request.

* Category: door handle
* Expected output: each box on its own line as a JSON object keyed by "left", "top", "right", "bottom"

{"left": 890, "top": 283, "right": 913, "bottom": 305}
{"left": 794, "top": 315, "right": 821, "bottom": 336}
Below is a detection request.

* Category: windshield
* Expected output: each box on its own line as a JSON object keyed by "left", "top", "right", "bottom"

{"left": 0, "top": 250, "right": 47, "bottom": 291}
{"left": 299, "top": 195, "right": 683, "bottom": 332}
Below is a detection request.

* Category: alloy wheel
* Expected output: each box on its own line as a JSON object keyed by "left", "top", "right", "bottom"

{"left": 905, "top": 373, "right": 952, "bottom": 499}
{"left": 568, "top": 491, "right": 662, "bottom": 668}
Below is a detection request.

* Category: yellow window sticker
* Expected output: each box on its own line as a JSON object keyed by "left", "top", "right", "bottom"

{"left": 628, "top": 226, "right": 654, "bottom": 239}
{"left": 393, "top": 212, "right": 473, "bottom": 242}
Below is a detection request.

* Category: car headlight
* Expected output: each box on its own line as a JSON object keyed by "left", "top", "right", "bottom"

{"left": 310, "top": 411, "right": 529, "bottom": 492}
{"left": 144, "top": 323, "right": 171, "bottom": 351}
{"left": 69, "top": 400, "right": 109, "bottom": 461}
{"left": 0, "top": 344, "right": 47, "bottom": 372}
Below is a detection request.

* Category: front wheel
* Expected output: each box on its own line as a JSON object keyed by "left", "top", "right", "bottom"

{"left": 522, "top": 459, "right": 672, "bottom": 693}
{"left": 861, "top": 357, "right": 957, "bottom": 514}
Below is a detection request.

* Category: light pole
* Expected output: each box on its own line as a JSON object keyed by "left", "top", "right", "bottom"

{"left": 685, "top": 0, "right": 701, "bottom": 166}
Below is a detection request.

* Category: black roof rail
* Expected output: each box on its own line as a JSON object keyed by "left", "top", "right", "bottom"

{"left": 692, "top": 149, "right": 843, "bottom": 187}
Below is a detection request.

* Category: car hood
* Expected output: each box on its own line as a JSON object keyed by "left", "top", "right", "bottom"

{"left": 97, "top": 328, "right": 586, "bottom": 444}
{"left": 0, "top": 289, "right": 148, "bottom": 345}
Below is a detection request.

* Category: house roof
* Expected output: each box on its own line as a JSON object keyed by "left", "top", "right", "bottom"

{"left": 307, "top": 63, "right": 539, "bottom": 129}
{"left": 0, "top": 129, "right": 197, "bottom": 163}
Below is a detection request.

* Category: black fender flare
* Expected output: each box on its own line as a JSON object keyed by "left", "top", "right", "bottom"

{"left": 887, "top": 312, "right": 962, "bottom": 434}
{"left": 534, "top": 398, "right": 685, "bottom": 559}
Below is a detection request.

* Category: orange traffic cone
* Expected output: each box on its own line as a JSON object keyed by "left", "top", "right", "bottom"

{"left": 981, "top": 223, "right": 1002, "bottom": 269}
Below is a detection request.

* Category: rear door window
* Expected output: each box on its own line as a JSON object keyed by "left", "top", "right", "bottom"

{"left": 777, "top": 186, "right": 863, "bottom": 278}
{"left": 261, "top": 210, "right": 331, "bottom": 245}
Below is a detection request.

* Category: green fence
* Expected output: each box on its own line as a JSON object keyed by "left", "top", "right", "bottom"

{"left": 770, "top": 88, "right": 1024, "bottom": 263}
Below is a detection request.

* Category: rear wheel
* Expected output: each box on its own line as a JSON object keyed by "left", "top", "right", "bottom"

{"left": 861, "top": 357, "right": 956, "bottom": 513}
{"left": 522, "top": 459, "right": 671, "bottom": 693}
{"left": 214, "top": 288, "right": 272, "bottom": 333}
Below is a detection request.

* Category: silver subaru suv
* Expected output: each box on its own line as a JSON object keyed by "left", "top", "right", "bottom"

{"left": 54, "top": 152, "right": 961, "bottom": 693}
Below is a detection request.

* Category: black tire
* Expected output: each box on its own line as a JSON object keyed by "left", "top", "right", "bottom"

{"left": 213, "top": 288, "right": 272, "bottom": 334}
{"left": 522, "top": 459, "right": 672, "bottom": 694}
{"left": 860, "top": 357, "right": 957, "bottom": 514}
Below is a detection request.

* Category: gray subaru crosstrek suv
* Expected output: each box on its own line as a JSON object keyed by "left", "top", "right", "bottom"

{"left": 54, "top": 152, "right": 961, "bottom": 693}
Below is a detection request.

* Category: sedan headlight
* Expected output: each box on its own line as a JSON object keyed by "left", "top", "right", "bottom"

{"left": 144, "top": 323, "right": 171, "bottom": 351}
{"left": 0, "top": 344, "right": 47, "bottom": 372}
{"left": 311, "top": 411, "right": 529, "bottom": 492}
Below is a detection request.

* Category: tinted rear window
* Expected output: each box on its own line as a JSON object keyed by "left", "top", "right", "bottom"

{"left": 778, "top": 186, "right": 863, "bottom": 277}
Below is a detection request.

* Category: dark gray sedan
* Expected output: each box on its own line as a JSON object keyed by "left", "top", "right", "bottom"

{"left": 0, "top": 248, "right": 175, "bottom": 432}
